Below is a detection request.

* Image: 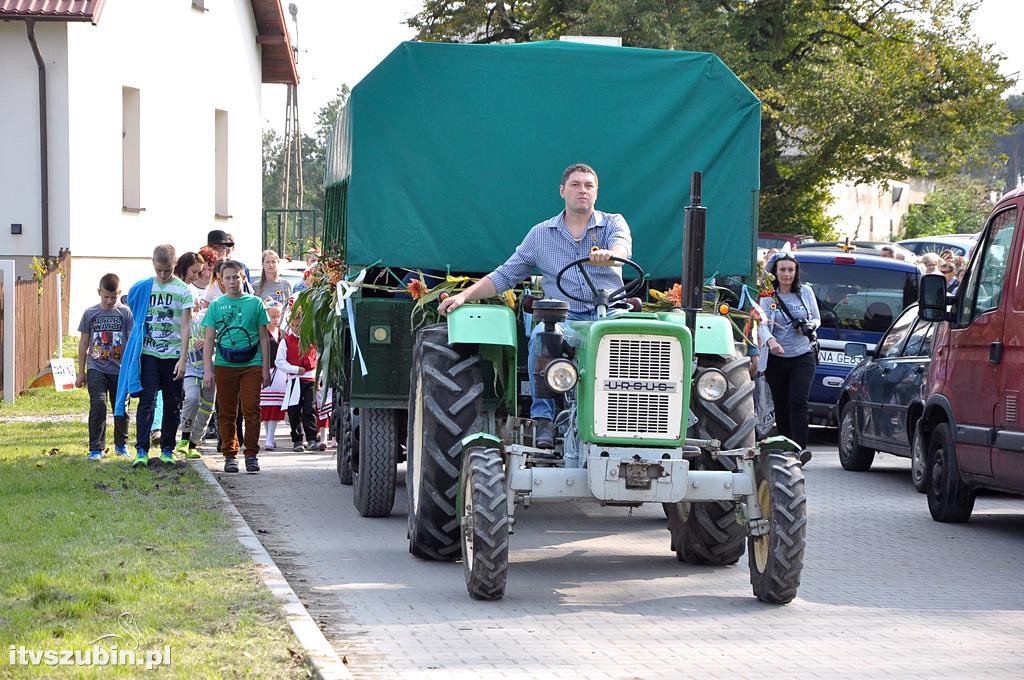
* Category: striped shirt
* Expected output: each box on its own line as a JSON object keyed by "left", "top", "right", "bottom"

{"left": 488, "top": 210, "right": 633, "bottom": 313}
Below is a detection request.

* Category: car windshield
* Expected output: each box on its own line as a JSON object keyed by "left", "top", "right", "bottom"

{"left": 758, "top": 237, "right": 789, "bottom": 249}
{"left": 799, "top": 262, "right": 918, "bottom": 333}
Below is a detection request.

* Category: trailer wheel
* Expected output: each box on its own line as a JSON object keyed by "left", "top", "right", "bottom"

{"left": 666, "top": 347, "right": 753, "bottom": 565}
{"left": 460, "top": 446, "right": 509, "bottom": 600}
{"left": 406, "top": 325, "right": 484, "bottom": 560}
{"left": 352, "top": 408, "right": 398, "bottom": 517}
{"left": 335, "top": 401, "right": 353, "bottom": 486}
{"left": 748, "top": 450, "right": 807, "bottom": 604}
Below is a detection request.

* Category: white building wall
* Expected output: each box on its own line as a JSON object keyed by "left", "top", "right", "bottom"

{"left": 827, "top": 178, "right": 934, "bottom": 242}
{"left": 0, "top": 20, "right": 70, "bottom": 271}
{"left": 65, "top": 0, "right": 265, "bottom": 324}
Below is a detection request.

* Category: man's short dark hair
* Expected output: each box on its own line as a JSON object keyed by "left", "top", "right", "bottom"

{"left": 220, "top": 259, "right": 244, "bottom": 275}
{"left": 99, "top": 273, "right": 119, "bottom": 292}
{"left": 561, "top": 163, "right": 598, "bottom": 186}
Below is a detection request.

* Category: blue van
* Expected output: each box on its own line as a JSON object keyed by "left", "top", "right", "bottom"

{"left": 790, "top": 251, "right": 920, "bottom": 425}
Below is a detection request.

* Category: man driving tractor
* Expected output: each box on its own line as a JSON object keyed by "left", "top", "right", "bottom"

{"left": 438, "top": 163, "right": 632, "bottom": 449}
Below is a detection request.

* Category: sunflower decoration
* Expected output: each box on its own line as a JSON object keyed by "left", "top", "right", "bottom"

{"left": 408, "top": 273, "right": 521, "bottom": 328}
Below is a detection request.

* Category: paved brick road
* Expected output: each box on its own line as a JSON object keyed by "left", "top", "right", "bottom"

{"left": 211, "top": 432, "right": 1024, "bottom": 679}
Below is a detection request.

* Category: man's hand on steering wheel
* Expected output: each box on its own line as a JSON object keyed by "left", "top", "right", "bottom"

{"left": 555, "top": 255, "right": 645, "bottom": 306}
{"left": 589, "top": 248, "right": 616, "bottom": 265}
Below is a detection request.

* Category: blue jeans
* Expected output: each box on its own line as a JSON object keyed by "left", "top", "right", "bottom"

{"left": 136, "top": 355, "right": 184, "bottom": 452}
{"left": 527, "top": 308, "right": 596, "bottom": 420}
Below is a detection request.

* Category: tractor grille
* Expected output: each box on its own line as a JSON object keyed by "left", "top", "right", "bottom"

{"left": 596, "top": 334, "right": 681, "bottom": 438}
{"left": 605, "top": 393, "right": 671, "bottom": 435}
{"left": 606, "top": 338, "right": 673, "bottom": 380}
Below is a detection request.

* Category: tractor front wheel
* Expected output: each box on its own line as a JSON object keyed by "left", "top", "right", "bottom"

{"left": 748, "top": 450, "right": 807, "bottom": 604}
{"left": 352, "top": 408, "right": 398, "bottom": 517}
{"left": 460, "top": 447, "right": 509, "bottom": 600}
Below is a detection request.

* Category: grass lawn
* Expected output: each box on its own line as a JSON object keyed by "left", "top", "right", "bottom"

{"left": 0, "top": 335, "right": 89, "bottom": 417}
{"left": 0, "top": 396, "right": 308, "bottom": 675}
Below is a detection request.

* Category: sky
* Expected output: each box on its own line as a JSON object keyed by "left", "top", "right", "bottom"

{"left": 261, "top": 0, "right": 1024, "bottom": 136}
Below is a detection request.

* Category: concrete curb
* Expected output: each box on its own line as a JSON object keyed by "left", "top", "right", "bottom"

{"left": 191, "top": 457, "right": 353, "bottom": 680}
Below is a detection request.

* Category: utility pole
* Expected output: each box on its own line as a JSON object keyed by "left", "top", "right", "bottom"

{"left": 279, "top": 2, "right": 304, "bottom": 255}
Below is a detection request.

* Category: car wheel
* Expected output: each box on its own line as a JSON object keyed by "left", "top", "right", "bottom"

{"left": 910, "top": 422, "right": 926, "bottom": 494}
{"left": 926, "top": 423, "right": 975, "bottom": 523}
{"left": 838, "top": 402, "right": 875, "bottom": 471}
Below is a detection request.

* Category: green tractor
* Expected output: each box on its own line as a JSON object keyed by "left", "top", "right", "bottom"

{"left": 405, "top": 174, "right": 806, "bottom": 603}
{"left": 315, "top": 41, "right": 806, "bottom": 604}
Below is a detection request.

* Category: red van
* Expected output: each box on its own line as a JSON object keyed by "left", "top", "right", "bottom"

{"left": 916, "top": 189, "right": 1024, "bottom": 521}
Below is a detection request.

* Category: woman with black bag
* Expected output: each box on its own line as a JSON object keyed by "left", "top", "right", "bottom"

{"left": 760, "top": 253, "right": 820, "bottom": 451}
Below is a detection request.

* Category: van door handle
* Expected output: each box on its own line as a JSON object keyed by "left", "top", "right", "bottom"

{"left": 990, "top": 341, "right": 1003, "bottom": 364}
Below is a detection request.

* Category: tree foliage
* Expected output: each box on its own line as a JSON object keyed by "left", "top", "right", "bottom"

{"left": 262, "top": 85, "right": 351, "bottom": 218}
{"left": 900, "top": 176, "right": 992, "bottom": 238}
{"left": 407, "top": 1, "right": 1012, "bottom": 239}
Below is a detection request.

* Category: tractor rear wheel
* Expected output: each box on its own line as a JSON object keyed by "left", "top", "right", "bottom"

{"left": 748, "top": 450, "right": 807, "bottom": 604}
{"left": 406, "top": 325, "right": 483, "bottom": 561}
{"left": 666, "top": 347, "right": 754, "bottom": 566}
{"left": 460, "top": 446, "right": 509, "bottom": 600}
{"left": 352, "top": 408, "right": 398, "bottom": 517}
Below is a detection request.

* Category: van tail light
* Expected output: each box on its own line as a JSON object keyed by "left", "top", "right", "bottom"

{"left": 834, "top": 256, "right": 857, "bottom": 264}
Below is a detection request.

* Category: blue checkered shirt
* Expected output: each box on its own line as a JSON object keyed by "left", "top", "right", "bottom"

{"left": 488, "top": 210, "right": 633, "bottom": 313}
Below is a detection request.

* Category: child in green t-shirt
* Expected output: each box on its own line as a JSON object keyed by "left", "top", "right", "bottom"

{"left": 202, "top": 259, "right": 271, "bottom": 473}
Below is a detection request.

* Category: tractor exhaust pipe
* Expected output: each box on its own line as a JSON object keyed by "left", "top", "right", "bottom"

{"left": 681, "top": 171, "right": 706, "bottom": 334}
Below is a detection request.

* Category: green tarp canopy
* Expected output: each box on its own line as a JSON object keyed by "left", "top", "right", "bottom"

{"left": 327, "top": 40, "right": 760, "bottom": 279}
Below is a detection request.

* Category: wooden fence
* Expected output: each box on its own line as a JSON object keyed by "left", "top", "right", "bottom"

{"left": 0, "top": 252, "right": 71, "bottom": 395}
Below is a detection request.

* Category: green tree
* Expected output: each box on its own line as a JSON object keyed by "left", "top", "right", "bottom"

{"left": 407, "top": 1, "right": 1011, "bottom": 239}
{"left": 262, "top": 85, "right": 352, "bottom": 218}
{"left": 900, "top": 176, "right": 992, "bottom": 239}
{"left": 995, "top": 94, "right": 1024, "bottom": 193}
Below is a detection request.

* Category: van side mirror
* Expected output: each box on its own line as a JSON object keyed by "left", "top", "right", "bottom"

{"left": 918, "top": 274, "right": 946, "bottom": 322}
{"left": 844, "top": 342, "right": 868, "bottom": 359}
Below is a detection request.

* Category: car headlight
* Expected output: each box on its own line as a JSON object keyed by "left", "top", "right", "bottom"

{"left": 695, "top": 368, "right": 728, "bottom": 401}
{"left": 544, "top": 359, "right": 578, "bottom": 393}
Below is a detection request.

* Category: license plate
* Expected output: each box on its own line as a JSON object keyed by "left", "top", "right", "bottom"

{"left": 818, "top": 349, "right": 861, "bottom": 367}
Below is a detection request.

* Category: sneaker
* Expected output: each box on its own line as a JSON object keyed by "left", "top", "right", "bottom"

{"left": 799, "top": 449, "right": 813, "bottom": 466}
{"left": 245, "top": 456, "right": 260, "bottom": 473}
{"left": 186, "top": 448, "right": 202, "bottom": 460}
{"left": 114, "top": 446, "right": 129, "bottom": 457}
{"left": 174, "top": 439, "right": 189, "bottom": 456}
{"left": 159, "top": 450, "right": 175, "bottom": 465}
{"left": 293, "top": 444, "right": 305, "bottom": 453}
{"left": 307, "top": 440, "right": 327, "bottom": 452}
{"left": 132, "top": 451, "right": 149, "bottom": 468}
{"left": 87, "top": 450, "right": 104, "bottom": 461}
{"left": 264, "top": 440, "right": 276, "bottom": 451}
{"left": 223, "top": 458, "right": 239, "bottom": 473}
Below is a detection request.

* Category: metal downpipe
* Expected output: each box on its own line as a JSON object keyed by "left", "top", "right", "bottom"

{"left": 25, "top": 19, "right": 50, "bottom": 259}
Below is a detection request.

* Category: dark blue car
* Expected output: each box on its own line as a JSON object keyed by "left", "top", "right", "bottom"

{"left": 834, "top": 303, "right": 937, "bottom": 491}
{"left": 790, "top": 251, "right": 920, "bottom": 425}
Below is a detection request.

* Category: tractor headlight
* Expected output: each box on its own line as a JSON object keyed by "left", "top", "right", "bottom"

{"left": 695, "top": 368, "right": 728, "bottom": 402}
{"left": 544, "top": 359, "right": 578, "bottom": 393}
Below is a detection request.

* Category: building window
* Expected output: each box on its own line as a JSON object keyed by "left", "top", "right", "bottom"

{"left": 122, "top": 87, "right": 141, "bottom": 211}
{"left": 215, "top": 109, "right": 229, "bottom": 218}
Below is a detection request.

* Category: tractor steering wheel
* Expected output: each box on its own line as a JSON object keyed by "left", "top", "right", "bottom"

{"left": 555, "top": 256, "right": 646, "bottom": 308}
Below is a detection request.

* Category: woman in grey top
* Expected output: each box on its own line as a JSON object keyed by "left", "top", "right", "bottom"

{"left": 255, "top": 249, "right": 292, "bottom": 305}
{"left": 759, "top": 253, "right": 820, "bottom": 448}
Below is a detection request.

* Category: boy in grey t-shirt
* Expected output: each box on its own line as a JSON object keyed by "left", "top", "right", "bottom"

{"left": 76, "top": 273, "right": 134, "bottom": 460}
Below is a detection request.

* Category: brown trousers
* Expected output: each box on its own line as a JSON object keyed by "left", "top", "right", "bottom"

{"left": 214, "top": 365, "right": 262, "bottom": 458}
